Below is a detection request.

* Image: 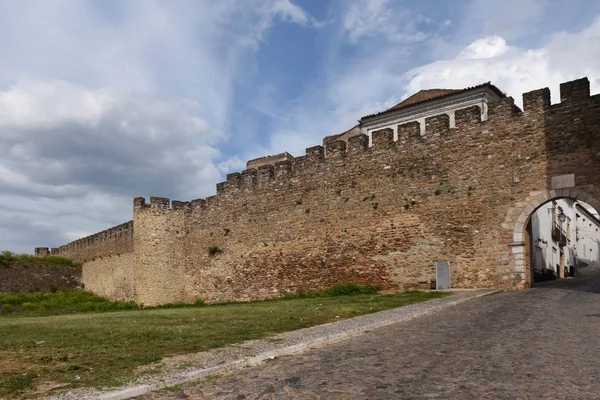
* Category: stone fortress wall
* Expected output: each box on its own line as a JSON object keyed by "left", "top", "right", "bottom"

{"left": 35, "top": 221, "right": 135, "bottom": 300}
{"left": 35, "top": 78, "right": 600, "bottom": 306}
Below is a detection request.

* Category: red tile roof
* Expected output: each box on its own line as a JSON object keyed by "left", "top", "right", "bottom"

{"left": 388, "top": 89, "right": 461, "bottom": 111}
{"left": 361, "top": 82, "right": 505, "bottom": 121}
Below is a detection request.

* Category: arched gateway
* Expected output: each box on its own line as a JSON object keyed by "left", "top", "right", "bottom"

{"left": 510, "top": 190, "right": 600, "bottom": 287}
{"left": 37, "top": 77, "right": 600, "bottom": 305}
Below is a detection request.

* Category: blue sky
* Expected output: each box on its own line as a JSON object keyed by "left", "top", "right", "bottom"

{"left": 1, "top": 0, "right": 600, "bottom": 253}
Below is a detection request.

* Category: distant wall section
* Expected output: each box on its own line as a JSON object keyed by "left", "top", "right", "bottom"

{"left": 37, "top": 221, "right": 134, "bottom": 264}
{"left": 35, "top": 221, "right": 135, "bottom": 300}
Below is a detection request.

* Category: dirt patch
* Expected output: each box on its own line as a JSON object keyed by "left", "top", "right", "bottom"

{"left": 0, "top": 263, "right": 81, "bottom": 293}
{"left": 33, "top": 381, "right": 70, "bottom": 395}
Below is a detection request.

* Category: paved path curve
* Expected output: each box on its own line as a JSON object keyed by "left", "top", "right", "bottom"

{"left": 143, "top": 277, "right": 600, "bottom": 400}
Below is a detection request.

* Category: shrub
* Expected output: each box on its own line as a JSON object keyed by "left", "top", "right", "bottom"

{"left": 0, "top": 250, "right": 16, "bottom": 267}
{"left": 207, "top": 246, "right": 223, "bottom": 256}
{"left": 362, "top": 194, "right": 376, "bottom": 202}
{"left": 434, "top": 189, "right": 442, "bottom": 196}
{"left": 0, "top": 291, "right": 139, "bottom": 315}
{"left": 323, "top": 283, "right": 378, "bottom": 297}
{"left": 148, "top": 298, "right": 206, "bottom": 309}
{"left": 0, "top": 372, "right": 37, "bottom": 396}
{"left": 0, "top": 250, "right": 78, "bottom": 268}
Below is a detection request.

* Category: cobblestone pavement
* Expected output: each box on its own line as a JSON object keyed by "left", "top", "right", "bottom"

{"left": 142, "top": 277, "right": 600, "bottom": 400}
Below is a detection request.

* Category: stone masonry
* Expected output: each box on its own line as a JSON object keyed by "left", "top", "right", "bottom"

{"left": 36, "top": 77, "right": 600, "bottom": 306}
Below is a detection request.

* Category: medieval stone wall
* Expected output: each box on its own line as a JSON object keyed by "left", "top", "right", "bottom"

{"left": 81, "top": 253, "right": 135, "bottom": 301}
{"left": 35, "top": 221, "right": 135, "bottom": 301}
{"left": 37, "top": 78, "right": 600, "bottom": 306}
{"left": 37, "top": 220, "right": 134, "bottom": 264}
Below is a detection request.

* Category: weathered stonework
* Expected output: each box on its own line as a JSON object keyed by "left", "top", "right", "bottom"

{"left": 82, "top": 253, "right": 135, "bottom": 301}
{"left": 38, "top": 77, "right": 600, "bottom": 306}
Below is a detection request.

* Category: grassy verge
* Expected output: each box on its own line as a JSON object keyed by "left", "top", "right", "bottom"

{"left": 0, "top": 288, "right": 450, "bottom": 398}
{"left": 0, "top": 283, "right": 378, "bottom": 317}
{"left": 0, "top": 250, "right": 78, "bottom": 268}
{"left": 0, "top": 291, "right": 139, "bottom": 316}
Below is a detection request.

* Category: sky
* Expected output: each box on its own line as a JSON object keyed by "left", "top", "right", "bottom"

{"left": 1, "top": 0, "right": 600, "bottom": 253}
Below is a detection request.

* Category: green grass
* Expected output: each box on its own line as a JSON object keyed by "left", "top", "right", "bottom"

{"left": 0, "top": 250, "right": 78, "bottom": 268}
{"left": 0, "top": 291, "right": 139, "bottom": 316}
{"left": 0, "top": 289, "right": 451, "bottom": 398}
{"left": 0, "top": 372, "right": 37, "bottom": 398}
{"left": 0, "top": 284, "right": 377, "bottom": 317}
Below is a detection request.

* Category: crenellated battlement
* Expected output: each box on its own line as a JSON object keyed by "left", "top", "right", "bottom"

{"left": 38, "top": 220, "right": 134, "bottom": 263}
{"left": 424, "top": 113, "right": 450, "bottom": 136}
{"left": 306, "top": 145, "right": 325, "bottom": 160}
{"left": 372, "top": 128, "right": 394, "bottom": 150}
{"left": 257, "top": 164, "right": 275, "bottom": 186}
{"left": 348, "top": 134, "right": 369, "bottom": 153}
{"left": 325, "top": 140, "right": 347, "bottom": 157}
{"left": 488, "top": 96, "right": 521, "bottom": 119}
{"left": 455, "top": 105, "right": 482, "bottom": 128}
{"left": 134, "top": 196, "right": 200, "bottom": 213}
{"left": 397, "top": 121, "right": 421, "bottom": 141}
{"left": 523, "top": 88, "right": 550, "bottom": 113}
{"left": 242, "top": 168, "right": 257, "bottom": 189}
{"left": 226, "top": 172, "right": 241, "bottom": 190}
{"left": 188, "top": 78, "right": 598, "bottom": 199}
{"left": 560, "top": 77, "right": 590, "bottom": 103}
{"left": 275, "top": 160, "right": 292, "bottom": 178}
{"left": 42, "top": 78, "right": 600, "bottom": 240}
{"left": 34, "top": 247, "right": 50, "bottom": 256}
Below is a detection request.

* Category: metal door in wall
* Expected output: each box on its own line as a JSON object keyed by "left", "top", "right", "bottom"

{"left": 435, "top": 262, "right": 451, "bottom": 290}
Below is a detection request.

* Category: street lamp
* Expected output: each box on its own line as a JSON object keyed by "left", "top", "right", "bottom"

{"left": 558, "top": 210, "right": 566, "bottom": 223}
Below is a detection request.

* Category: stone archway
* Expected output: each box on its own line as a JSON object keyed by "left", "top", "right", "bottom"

{"left": 510, "top": 189, "right": 600, "bottom": 287}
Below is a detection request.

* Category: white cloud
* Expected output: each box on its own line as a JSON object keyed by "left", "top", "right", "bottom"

{"left": 0, "top": 0, "right": 320, "bottom": 253}
{"left": 343, "top": 0, "right": 430, "bottom": 43}
{"left": 0, "top": 79, "right": 220, "bottom": 251}
{"left": 218, "top": 156, "right": 247, "bottom": 174}
{"left": 457, "top": 36, "right": 509, "bottom": 59}
{"left": 405, "top": 17, "right": 600, "bottom": 107}
{"left": 236, "top": 0, "right": 324, "bottom": 47}
{"left": 269, "top": 0, "right": 313, "bottom": 25}
{"left": 0, "top": 80, "right": 225, "bottom": 253}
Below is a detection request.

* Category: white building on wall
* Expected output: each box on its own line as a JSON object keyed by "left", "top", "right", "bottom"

{"left": 323, "top": 83, "right": 507, "bottom": 147}
{"left": 530, "top": 199, "right": 600, "bottom": 281}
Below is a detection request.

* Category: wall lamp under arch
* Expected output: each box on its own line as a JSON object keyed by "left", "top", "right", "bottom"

{"left": 558, "top": 210, "right": 567, "bottom": 223}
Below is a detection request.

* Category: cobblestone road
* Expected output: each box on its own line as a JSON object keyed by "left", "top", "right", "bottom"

{"left": 143, "top": 276, "right": 600, "bottom": 400}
